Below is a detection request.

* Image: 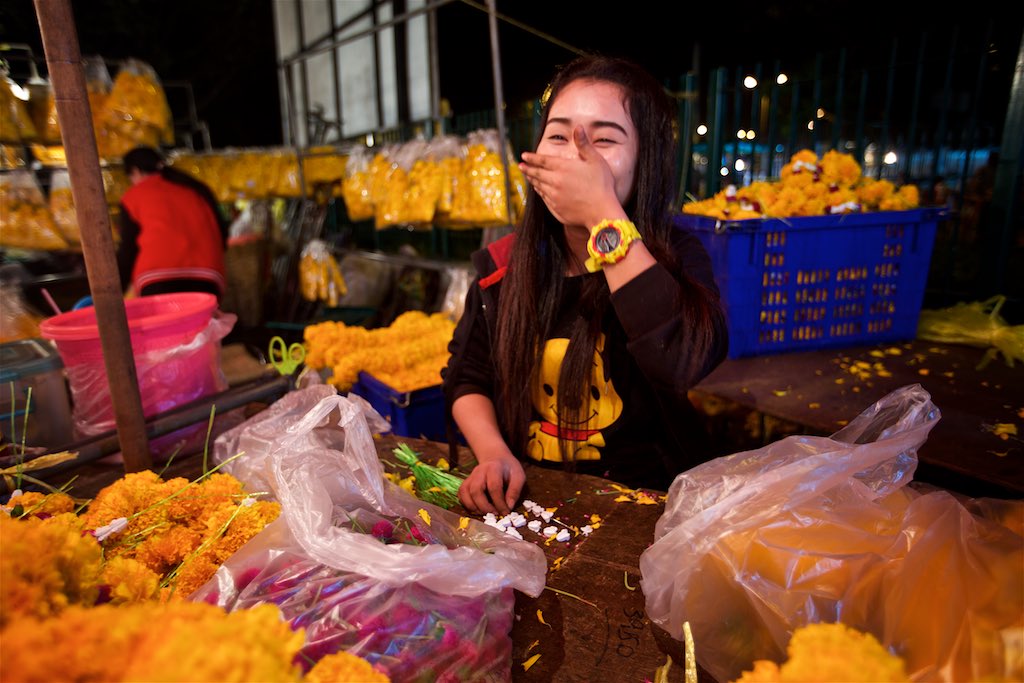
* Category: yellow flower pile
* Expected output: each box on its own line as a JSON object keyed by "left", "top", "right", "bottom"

{"left": 0, "top": 470, "right": 279, "bottom": 620}
{"left": 304, "top": 310, "right": 455, "bottom": 392}
{"left": 0, "top": 170, "right": 68, "bottom": 250}
{"left": 0, "top": 601, "right": 387, "bottom": 683}
{"left": 731, "top": 622, "right": 909, "bottom": 683}
{"left": 79, "top": 470, "right": 281, "bottom": 599}
{"left": 683, "top": 150, "right": 920, "bottom": 220}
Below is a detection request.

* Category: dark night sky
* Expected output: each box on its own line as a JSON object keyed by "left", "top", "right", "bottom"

{"left": 2, "top": 1, "right": 1021, "bottom": 148}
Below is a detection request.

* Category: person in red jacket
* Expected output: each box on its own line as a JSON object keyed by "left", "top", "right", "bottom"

{"left": 117, "top": 146, "right": 228, "bottom": 298}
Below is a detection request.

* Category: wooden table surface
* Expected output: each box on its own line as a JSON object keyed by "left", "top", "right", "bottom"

{"left": 691, "top": 339, "right": 1024, "bottom": 499}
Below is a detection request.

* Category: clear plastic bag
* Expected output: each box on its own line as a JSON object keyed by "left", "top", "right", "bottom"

{"left": 0, "top": 169, "right": 67, "bottom": 250}
{"left": 440, "top": 266, "right": 472, "bottom": 323}
{"left": 639, "top": 384, "right": 1024, "bottom": 683}
{"left": 199, "top": 393, "right": 547, "bottom": 680}
{"left": 0, "top": 72, "right": 37, "bottom": 143}
{"left": 298, "top": 239, "right": 347, "bottom": 306}
{"left": 448, "top": 129, "right": 525, "bottom": 228}
{"left": 340, "top": 147, "right": 376, "bottom": 222}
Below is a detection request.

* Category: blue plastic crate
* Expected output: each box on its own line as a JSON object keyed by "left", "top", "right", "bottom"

{"left": 349, "top": 371, "right": 447, "bottom": 441}
{"left": 675, "top": 208, "right": 943, "bottom": 358}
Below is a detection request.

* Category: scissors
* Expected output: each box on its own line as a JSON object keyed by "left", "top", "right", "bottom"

{"left": 268, "top": 336, "right": 306, "bottom": 376}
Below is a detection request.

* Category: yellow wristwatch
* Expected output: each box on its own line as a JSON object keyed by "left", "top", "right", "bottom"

{"left": 584, "top": 219, "right": 642, "bottom": 272}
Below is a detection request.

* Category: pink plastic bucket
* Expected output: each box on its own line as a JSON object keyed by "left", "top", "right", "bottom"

{"left": 39, "top": 293, "right": 227, "bottom": 440}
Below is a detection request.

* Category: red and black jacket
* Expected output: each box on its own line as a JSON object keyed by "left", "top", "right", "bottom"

{"left": 442, "top": 227, "right": 729, "bottom": 490}
{"left": 118, "top": 173, "right": 227, "bottom": 295}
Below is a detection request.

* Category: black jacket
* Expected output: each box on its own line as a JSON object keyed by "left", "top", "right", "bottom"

{"left": 443, "top": 225, "right": 728, "bottom": 490}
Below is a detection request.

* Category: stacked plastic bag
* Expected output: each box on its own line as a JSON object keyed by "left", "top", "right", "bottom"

{"left": 28, "top": 57, "right": 173, "bottom": 163}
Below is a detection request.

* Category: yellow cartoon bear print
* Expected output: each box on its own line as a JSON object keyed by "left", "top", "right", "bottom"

{"left": 526, "top": 335, "right": 623, "bottom": 463}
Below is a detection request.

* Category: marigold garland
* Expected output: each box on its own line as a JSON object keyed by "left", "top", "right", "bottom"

{"left": 683, "top": 149, "right": 920, "bottom": 220}
{"left": 304, "top": 310, "right": 455, "bottom": 392}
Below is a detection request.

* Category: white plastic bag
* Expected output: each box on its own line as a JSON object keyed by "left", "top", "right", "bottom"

{"left": 640, "top": 384, "right": 1024, "bottom": 683}
{"left": 198, "top": 393, "right": 547, "bottom": 680}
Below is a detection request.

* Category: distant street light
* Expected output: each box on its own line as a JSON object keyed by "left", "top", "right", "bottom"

{"left": 746, "top": 130, "right": 756, "bottom": 139}
{"left": 735, "top": 158, "right": 747, "bottom": 171}
{"left": 720, "top": 166, "right": 729, "bottom": 176}
{"left": 743, "top": 76, "right": 758, "bottom": 89}
{"left": 696, "top": 124, "right": 708, "bottom": 135}
{"left": 776, "top": 73, "right": 789, "bottom": 85}
{"left": 737, "top": 129, "right": 747, "bottom": 139}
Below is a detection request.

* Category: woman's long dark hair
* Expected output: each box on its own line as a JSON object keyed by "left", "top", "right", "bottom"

{"left": 493, "top": 55, "right": 715, "bottom": 462}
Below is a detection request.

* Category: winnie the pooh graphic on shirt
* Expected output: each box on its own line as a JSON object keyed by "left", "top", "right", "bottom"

{"left": 526, "top": 335, "right": 623, "bottom": 462}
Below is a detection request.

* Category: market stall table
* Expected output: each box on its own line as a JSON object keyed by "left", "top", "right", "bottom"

{"left": 691, "top": 339, "right": 1024, "bottom": 499}
{"left": 59, "top": 430, "right": 705, "bottom": 683}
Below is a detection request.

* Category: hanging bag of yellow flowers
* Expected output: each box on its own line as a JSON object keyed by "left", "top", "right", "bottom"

{"left": 640, "top": 384, "right": 1023, "bottom": 683}
{"left": 196, "top": 392, "right": 547, "bottom": 681}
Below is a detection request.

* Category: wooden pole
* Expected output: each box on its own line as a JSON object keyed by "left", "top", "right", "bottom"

{"left": 33, "top": 0, "right": 152, "bottom": 472}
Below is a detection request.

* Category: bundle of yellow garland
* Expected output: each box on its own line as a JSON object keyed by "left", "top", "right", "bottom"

{"left": 683, "top": 150, "right": 920, "bottom": 220}
{"left": 304, "top": 310, "right": 455, "bottom": 392}
{"left": 731, "top": 622, "right": 908, "bottom": 683}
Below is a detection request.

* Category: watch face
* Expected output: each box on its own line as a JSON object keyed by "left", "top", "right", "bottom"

{"left": 594, "top": 226, "right": 622, "bottom": 254}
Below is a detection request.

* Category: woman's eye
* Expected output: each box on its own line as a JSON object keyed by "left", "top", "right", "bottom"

{"left": 547, "top": 134, "right": 567, "bottom": 142}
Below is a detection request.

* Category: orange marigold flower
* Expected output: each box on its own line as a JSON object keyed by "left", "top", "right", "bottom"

{"left": 101, "top": 556, "right": 160, "bottom": 604}
{"left": 0, "top": 515, "right": 102, "bottom": 626}
{"left": 131, "top": 525, "right": 202, "bottom": 575}
{"left": 8, "top": 491, "right": 75, "bottom": 516}
{"left": 305, "top": 651, "right": 391, "bottom": 682}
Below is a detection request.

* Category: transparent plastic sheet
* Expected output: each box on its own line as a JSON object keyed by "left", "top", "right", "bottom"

{"left": 67, "top": 312, "right": 235, "bottom": 452}
{"left": 211, "top": 384, "right": 392, "bottom": 494}
{"left": 639, "top": 384, "right": 1024, "bottom": 683}
{"left": 918, "top": 295, "right": 1024, "bottom": 368}
{"left": 198, "top": 393, "right": 547, "bottom": 680}
{"left": 440, "top": 266, "right": 472, "bottom": 324}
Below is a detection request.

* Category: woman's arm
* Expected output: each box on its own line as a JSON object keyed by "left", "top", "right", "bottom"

{"left": 452, "top": 393, "right": 524, "bottom": 515}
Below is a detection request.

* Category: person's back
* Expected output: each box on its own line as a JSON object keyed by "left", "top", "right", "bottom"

{"left": 117, "top": 146, "right": 226, "bottom": 298}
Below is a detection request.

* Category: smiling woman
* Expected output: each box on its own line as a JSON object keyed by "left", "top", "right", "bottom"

{"left": 442, "top": 55, "right": 730, "bottom": 515}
